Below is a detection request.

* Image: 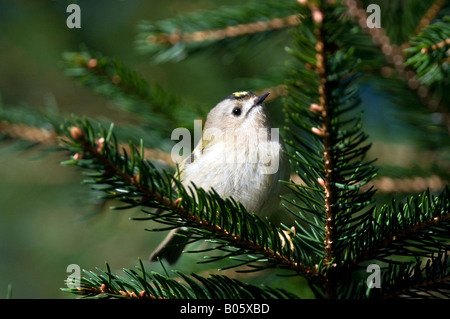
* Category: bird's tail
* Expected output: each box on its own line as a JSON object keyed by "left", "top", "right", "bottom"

{"left": 149, "top": 227, "right": 191, "bottom": 265}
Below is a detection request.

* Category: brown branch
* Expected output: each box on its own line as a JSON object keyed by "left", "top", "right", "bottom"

{"left": 0, "top": 121, "right": 58, "bottom": 144}
{"left": 291, "top": 173, "right": 448, "bottom": 194}
{"left": 0, "top": 121, "right": 175, "bottom": 166}
{"left": 307, "top": 1, "right": 340, "bottom": 298}
{"left": 146, "top": 15, "right": 300, "bottom": 46}
{"left": 76, "top": 283, "right": 159, "bottom": 299}
{"left": 414, "top": 0, "right": 448, "bottom": 36}
{"left": 420, "top": 38, "right": 450, "bottom": 54}
{"left": 366, "top": 175, "right": 448, "bottom": 194}
{"left": 312, "top": 7, "right": 336, "bottom": 265}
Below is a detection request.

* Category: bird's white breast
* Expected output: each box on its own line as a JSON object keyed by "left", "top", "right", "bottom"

{"left": 181, "top": 132, "right": 288, "bottom": 216}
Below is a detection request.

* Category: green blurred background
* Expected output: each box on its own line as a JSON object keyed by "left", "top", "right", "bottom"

{"left": 0, "top": 0, "right": 447, "bottom": 298}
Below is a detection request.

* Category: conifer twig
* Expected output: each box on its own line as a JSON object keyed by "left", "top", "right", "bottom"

{"left": 313, "top": 10, "right": 337, "bottom": 267}
{"left": 342, "top": 0, "right": 445, "bottom": 121}
{"left": 145, "top": 15, "right": 300, "bottom": 46}
{"left": 305, "top": 1, "right": 340, "bottom": 299}
{"left": 419, "top": 38, "right": 450, "bottom": 54}
{"left": 413, "top": 0, "right": 447, "bottom": 36}
{"left": 344, "top": 204, "right": 450, "bottom": 273}
{"left": 0, "top": 121, "right": 57, "bottom": 144}
{"left": 68, "top": 262, "right": 299, "bottom": 299}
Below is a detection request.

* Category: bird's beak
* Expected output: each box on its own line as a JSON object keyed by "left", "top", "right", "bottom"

{"left": 255, "top": 92, "right": 270, "bottom": 105}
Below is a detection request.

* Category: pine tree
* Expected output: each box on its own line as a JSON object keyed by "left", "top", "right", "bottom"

{"left": 1, "top": 0, "right": 449, "bottom": 299}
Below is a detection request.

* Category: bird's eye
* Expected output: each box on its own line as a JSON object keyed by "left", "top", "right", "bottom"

{"left": 232, "top": 107, "right": 242, "bottom": 116}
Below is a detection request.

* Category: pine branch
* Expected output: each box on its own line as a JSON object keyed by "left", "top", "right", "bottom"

{"left": 63, "top": 260, "right": 298, "bottom": 299}
{"left": 404, "top": 16, "right": 450, "bottom": 89}
{"left": 405, "top": 13, "right": 450, "bottom": 118}
{"left": 413, "top": 0, "right": 448, "bottom": 36}
{"left": 344, "top": 187, "right": 450, "bottom": 266}
{"left": 281, "top": 1, "right": 450, "bottom": 298}
{"left": 334, "top": 186, "right": 450, "bottom": 298}
{"left": 367, "top": 175, "right": 447, "bottom": 194}
{"left": 283, "top": 1, "right": 379, "bottom": 298}
{"left": 135, "top": 0, "right": 301, "bottom": 63}
{"left": 380, "top": 250, "right": 450, "bottom": 299}
{"left": 312, "top": 5, "right": 337, "bottom": 268}
{"left": 359, "top": 0, "right": 444, "bottom": 44}
{"left": 60, "top": 118, "right": 319, "bottom": 278}
{"left": 0, "top": 100, "right": 175, "bottom": 167}
{"left": 60, "top": 50, "right": 201, "bottom": 145}
{"left": 0, "top": 121, "right": 57, "bottom": 145}
{"left": 344, "top": 0, "right": 449, "bottom": 131}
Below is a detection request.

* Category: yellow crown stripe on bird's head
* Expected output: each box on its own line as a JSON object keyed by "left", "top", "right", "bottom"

{"left": 232, "top": 91, "right": 250, "bottom": 98}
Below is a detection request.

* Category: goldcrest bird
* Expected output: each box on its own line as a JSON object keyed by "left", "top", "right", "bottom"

{"left": 150, "top": 91, "right": 290, "bottom": 264}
